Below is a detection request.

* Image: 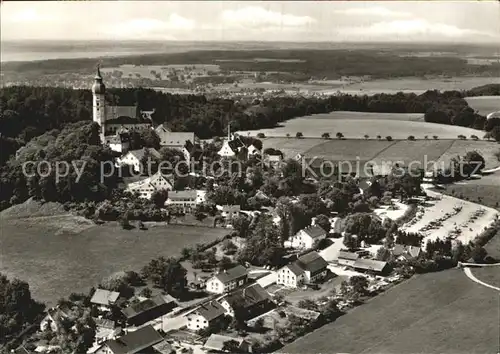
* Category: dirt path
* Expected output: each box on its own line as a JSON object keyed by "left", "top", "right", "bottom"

{"left": 462, "top": 265, "right": 500, "bottom": 292}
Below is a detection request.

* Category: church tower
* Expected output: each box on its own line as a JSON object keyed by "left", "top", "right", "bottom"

{"left": 92, "top": 65, "right": 106, "bottom": 141}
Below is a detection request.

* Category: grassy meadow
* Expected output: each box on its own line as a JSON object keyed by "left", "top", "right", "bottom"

{"left": 240, "top": 118, "right": 485, "bottom": 140}
{"left": 465, "top": 96, "right": 500, "bottom": 116}
{"left": 281, "top": 268, "right": 500, "bottom": 354}
{"left": 0, "top": 219, "right": 226, "bottom": 306}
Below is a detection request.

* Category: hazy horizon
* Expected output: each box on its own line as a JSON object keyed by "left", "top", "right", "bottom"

{"left": 1, "top": 1, "right": 499, "bottom": 43}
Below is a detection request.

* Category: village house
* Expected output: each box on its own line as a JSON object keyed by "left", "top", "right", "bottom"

{"left": 121, "top": 294, "right": 177, "bottom": 327}
{"left": 277, "top": 251, "right": 328, "bottom": 288}
{"left": 392, "top": 244, "right": 422, "bottom": 261}
{"left": 337, "top": 251, "right": 360, "bottom": 267}
{"left": 203, "top": 334, "right": 251, "bottom": 353}
{"left": 263, "top": 153, "right": 283, "bottom": 168}
{"left": 219, "top": 205, "right": 241, "bottom": 220}
{"left": 155, "top": 124, "right": 199, "bottom": 149}
{"left": 116, "top": 148, "right": 161, "bottom": 173}
{"left": 219, "top": 283, "right": 274, "bottom": 321}
{"left": 164, "top": 190, "right": 202, "bottom": 210}
{"left": 93, "top": 318, "right": 122, "bottom": 345}
{"left": 186, "top": 301, "right": 227, "bottom": 331}
{"left": 287, "top": 225, "right": 327, "bottom": 249}
{"left": 206, "top": 265, "right": 248, "bottom": 294}
{"left": 93, "top": 325, "right": 163, "bottom": 354}
{"left": 40, "top": 306, "right": 71, "bottom": 332}
{"left": 90, "top": 289, "right": 121, "bottom": 311}
{"left": 125, "top": 171, "right": 173, "bottom": 199}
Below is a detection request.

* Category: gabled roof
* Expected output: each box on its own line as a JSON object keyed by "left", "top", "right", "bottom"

{"left": 127, "top": 148, "right": 161, "bottom": 161}
{"left": 152, "top": 340, "right": 175, "bottom": 354}
{"left": 204, "top": 334, "right": 247, "bottom": 352}
{"left": 393, "top": 244, "right": 421, "bottom": 258}
{"left": 299, "top": 226, "right": 327, "bottom": 239}
{"left": 353, "top": 258, "right": 388, "bottom": 272}
{"left": 157, "top": 129, "right": 196, "bottom": 146}
{"left": 105, "top": 325, "right": 163, "bottom": 354}
{"left": 93, "top": 317, "right": 116, "bottom": 329}
{"left": 167, "top": 190, "right": 197, "bottom": 201}
{"left": 296, "top": 251, "right": 328, "bottom": 274}
{"left": 338, "top": 251, "right": 360, "bottom": 261}
{"left": 91, "top": 289, "right": 120, "bottom": 306}
{"left": 214, "top": 265, "right": 247, "bottom": 284}
{"left": 122, "top": 295, "right": 176, "bottom": 320}
{"left": 223, "top": 283, "right": 271, "bottom": 310}
{"left": 284, "top": 262, "right": 305, "bottom": 276}
{"left": 194, "top": 301, "right": 226, "bottom": 321}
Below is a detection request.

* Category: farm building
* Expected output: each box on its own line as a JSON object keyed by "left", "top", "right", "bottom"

{"left": 219, "top": 283, "right": 274, "bottom": 321}
{"left": 392, "top": 244, "right": 422, "bottom": 261}
{"left": 288, "top": 225, "right": 327, "bottom": 249}
{"left": 206, "top": 265, "right": 248, "bottom": 294}
{"left": 337, "top": 251, "right": 360, "bottom": 267}
{"left": 352, "top": 259, "right": 390, "bottom": 275}
{"left": 187, "top": 301, "right": 227, "bottom": 331}
{"left": 90, "top": 289, "right": 121, "bottom": 311}
{"left": 277, "top": 251, "right": 328, "bottom": 288}
{"left": 122, "top": 294, "right": 177, "bottom": 326}
{"left": 95, "top": 325, "right": 163, "bottom": 354}
{"left": 125, "top": 171, "right": 173, "bottom": 199}
{"left": 203, "top": 334, "right": 251, "bottom": 353}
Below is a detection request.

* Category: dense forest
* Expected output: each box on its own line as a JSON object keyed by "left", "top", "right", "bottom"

{"left": 3, "top": 49, "right": 500, "bottom": 79}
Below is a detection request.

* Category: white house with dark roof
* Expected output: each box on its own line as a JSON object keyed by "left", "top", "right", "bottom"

{"left": 95, "top": 325, "right": 163, "bottom": 354}
{"left": 205, "top": 265, "right": 248, "bottom": 294}
{"left": 126, "top": 171, "right": 173, "bottom": 199}
{"left": 219, "top": 283, "right": 274, "bottom": 320}
{"left": 186, "top": 301, "right": 227, "bottom": 331}
{"left": 288, "top": 225, "right": 327, "bottom": 249}
{"left": 116, "top": 148, "right": 161, "bottom": 173}
{"left": 277, "top": 251, "right": 328, "bottom": 288}
{"left": 90, "top": 289, "right": 121, "bottom": 311}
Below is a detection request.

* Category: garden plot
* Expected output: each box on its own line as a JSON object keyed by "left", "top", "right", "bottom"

{"left": 401, "top": 191, "right": 499, "bottom": 245}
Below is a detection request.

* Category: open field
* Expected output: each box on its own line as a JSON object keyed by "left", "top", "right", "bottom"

{"left": 0, "top": 219, "right": 227, "bottom": 306}
{"left": 217, "top": 77, "right": 500, "bottom": 96}
{"left": 328, "top": 76, "right": 500, "bottom": 95}
{"left": 303, "top": 139, "right": 394, "bottom": 161}
{"left": 465, "top": 96, "right": 500, "bottom": 116}
{"left": 301, "top": 111, "right": 425, "bottom": 122}
{"left": 472, "top": 267, "right": 500, "bottom": 288}
{"left": 263, "top": 137, "right": 499, "bottom": 175}
{"left": 281, "top": 268, "right": 500, "bottom": 354}
{"left": 401, "top": 190, "right": 499, "bottom": 245}
{"left": 436, "top": 140, "right": 500, "bottom": 170}
{"left": 370, "top": 140, "right": 455, "bottom": 174}
{"left": 101, "top": 64, "right": 220, "bottom": 80}
{"left": 240, "top": 119, "right": 485, "bottom": 140}
{"left": 439, "top": 172, "right": 500, "bottom": 210}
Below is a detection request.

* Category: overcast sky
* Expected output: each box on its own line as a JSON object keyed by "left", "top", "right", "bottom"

{"left": 1, "top": 1, "right": 499, "bottom": 43}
